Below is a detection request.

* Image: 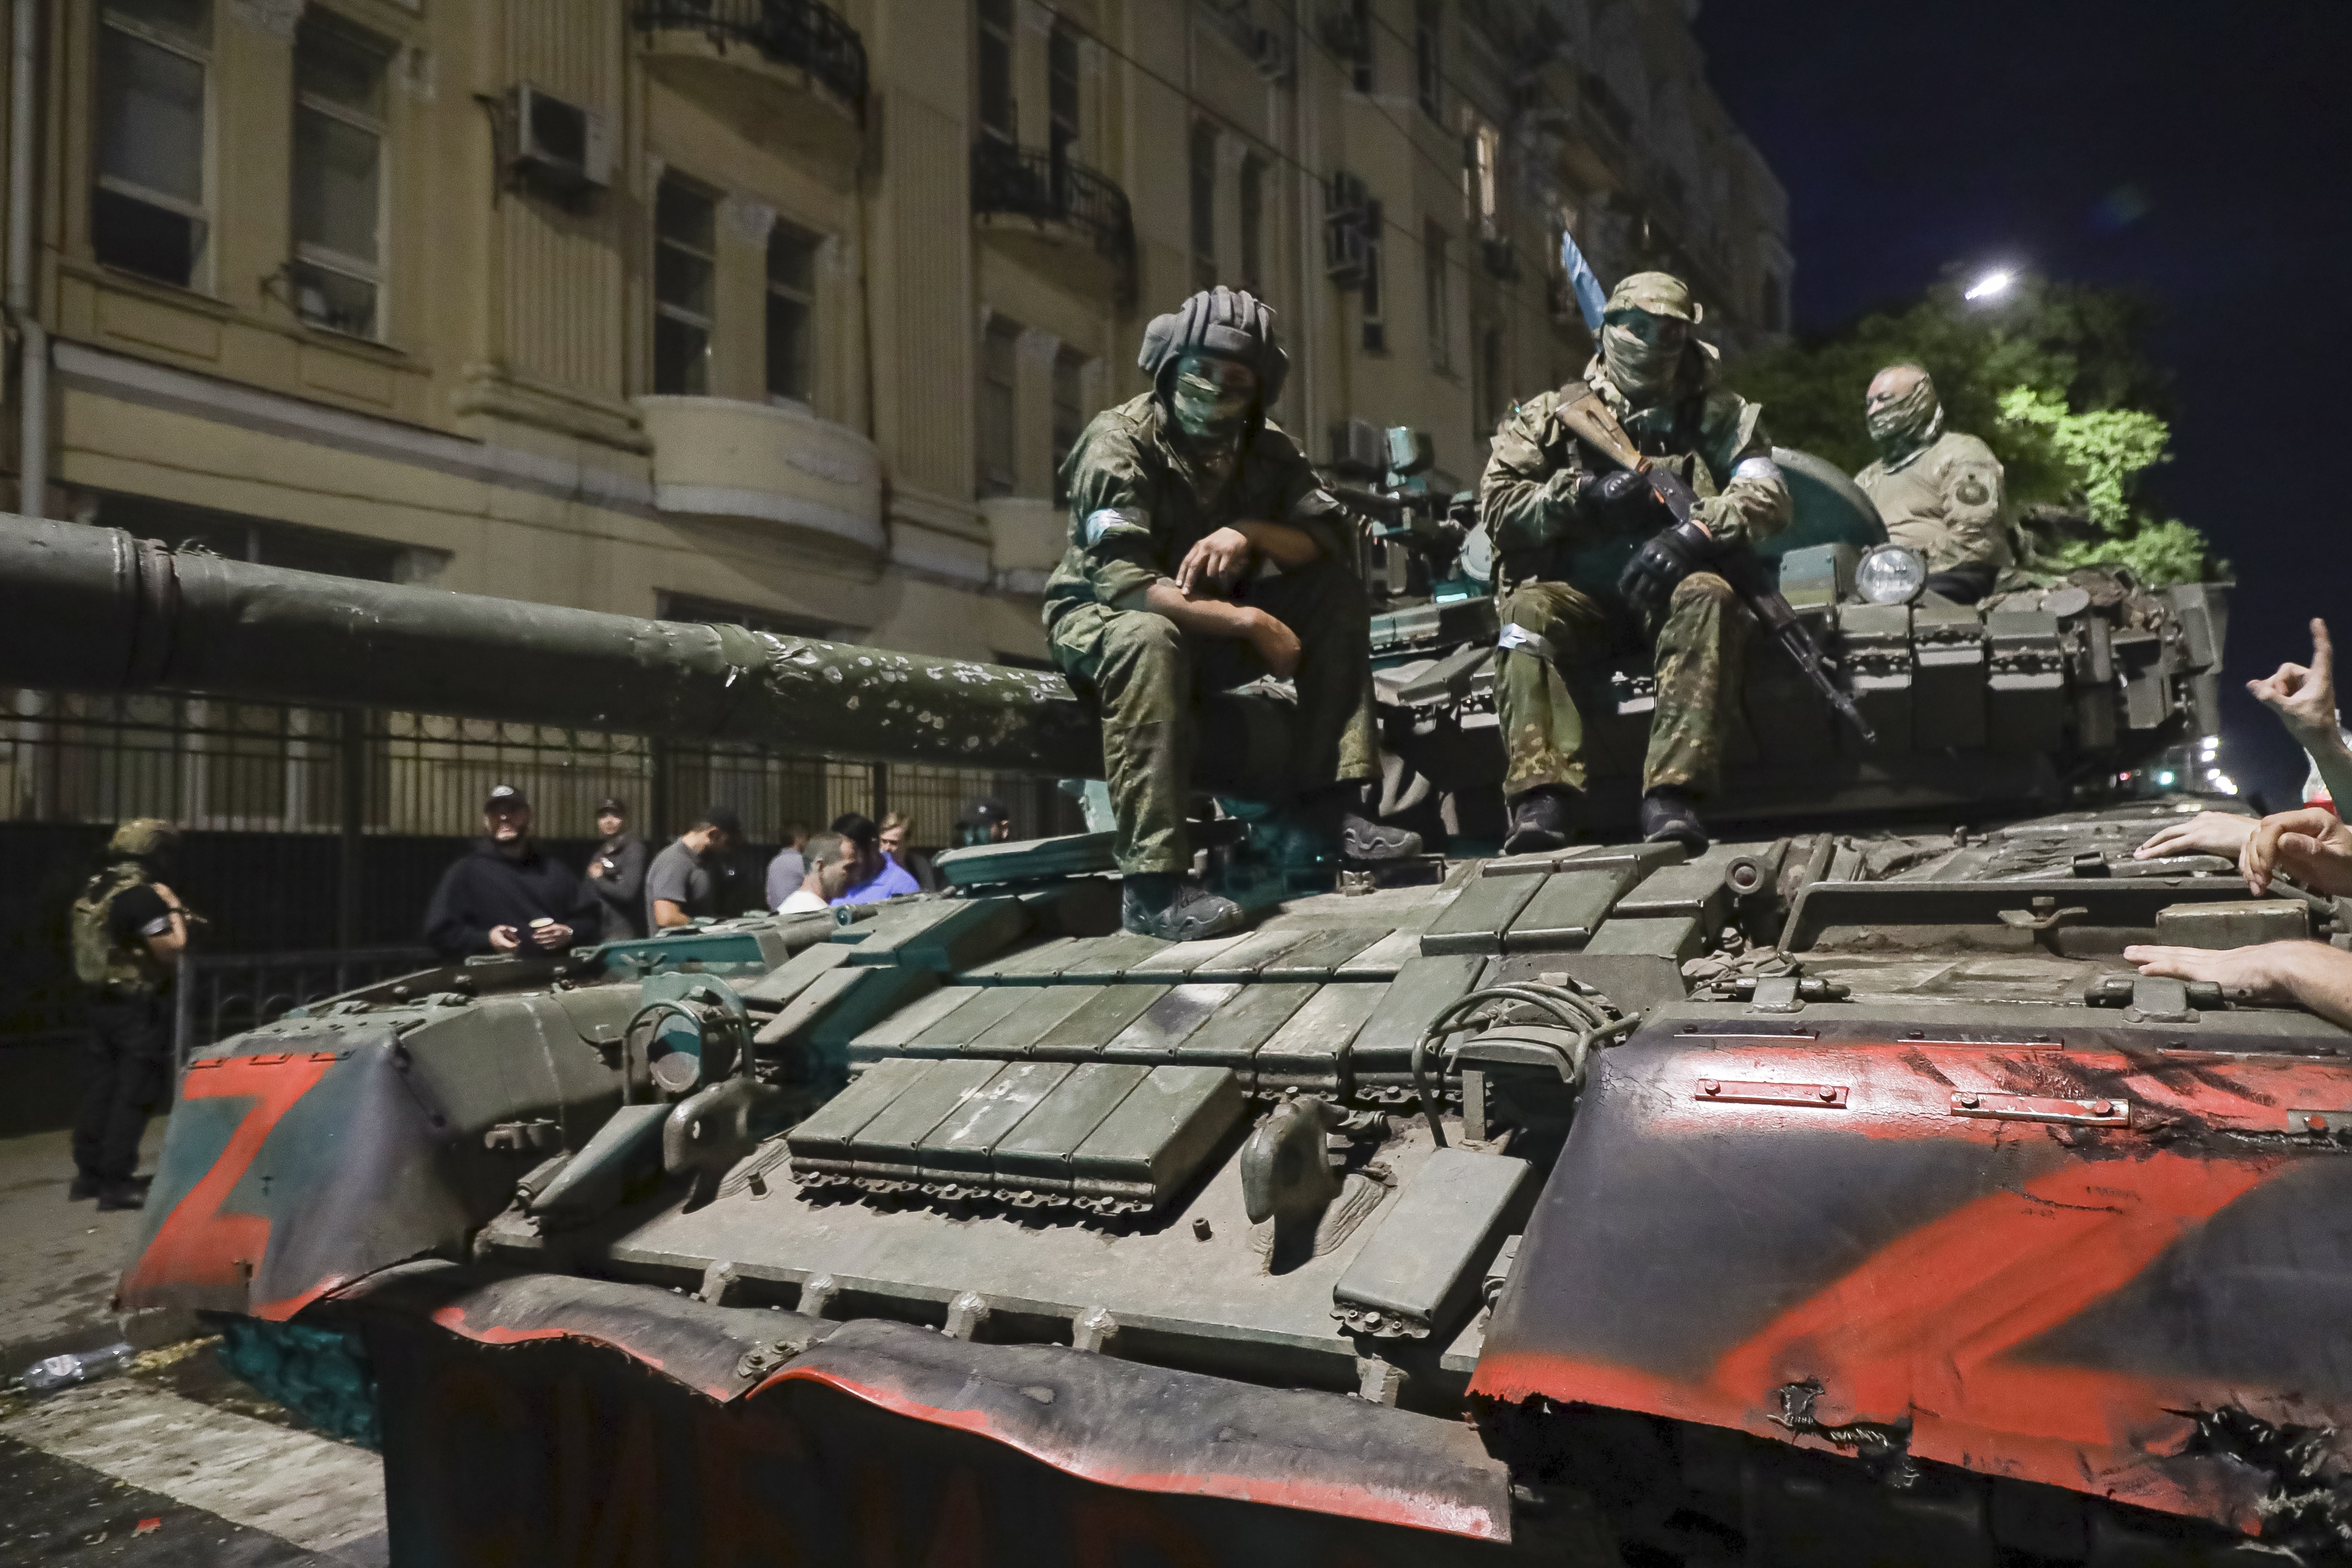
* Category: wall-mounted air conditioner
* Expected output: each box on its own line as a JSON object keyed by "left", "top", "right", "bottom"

{"left": 508, "top": 83, "right": 611, "bottom": 195}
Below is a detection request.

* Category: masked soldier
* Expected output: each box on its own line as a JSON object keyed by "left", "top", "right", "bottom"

{"left": 1479, "top": 272, "right": 1792, "bottom": 855}
{"left": 1852, "top": 363, "right": 2010, "bottom": 604}
{"left": 69, "top": 818, "right": 191, "bottom": 1209}
{"left": 1045, "top": 286, "right": 1419, "bottom": 940}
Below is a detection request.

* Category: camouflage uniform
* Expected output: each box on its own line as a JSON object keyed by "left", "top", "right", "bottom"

{"left": 1478, "top": 294, "right": 1791, "bottom": 801}
{"left": 1045, "top": 392, "right": 1377, "bottom": 875}
{"left": 1854, "top": 429, "right": 2011, "bottom": 577}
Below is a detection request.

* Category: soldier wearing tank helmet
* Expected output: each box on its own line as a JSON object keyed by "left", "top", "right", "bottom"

{"left": 1852, "top": 362, "right": 2011, "bottom": 604}
{"left": 1044, "top": 286, "right": 1419, "bottom": 940}
{"left": 1478, "top": 270, "right": 1792, "bottom": 855}
{"left": 68, "top": 818, "right": 192, "bottom": 1209}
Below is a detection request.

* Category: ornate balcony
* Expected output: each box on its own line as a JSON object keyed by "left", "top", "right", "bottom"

{"left": 970, "top": 141, "right": 1137, "bottom": 308}
{"left": 635, "top": 0, "right": 866, "bottom": 167}
{"left": 638, "top": 395, "right": 883, "bottom": 560}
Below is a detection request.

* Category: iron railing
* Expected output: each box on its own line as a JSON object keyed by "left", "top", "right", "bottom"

{"left": 173, "top": 945, "right": 435, "bottom": 1065}
{"left": 971, "top": 140, "right": 1138, "bottom": 307}
{"left": 635, "top": 0, "right": 867, "bottom": 119}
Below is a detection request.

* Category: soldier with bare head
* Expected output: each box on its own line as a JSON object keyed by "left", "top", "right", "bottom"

{"left": 1045, "top": 286, "right": 1419, "bottom": 940}
{"left": 1478, "top": 271, "right": 1792, "bottom": 856}
{"left": 1852, "top": 362, "right": 2011, "bottom": 603}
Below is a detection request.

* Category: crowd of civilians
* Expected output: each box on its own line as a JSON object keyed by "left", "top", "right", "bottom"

{"left": 420, "top": 793, "right": 1013, "bottom": 959}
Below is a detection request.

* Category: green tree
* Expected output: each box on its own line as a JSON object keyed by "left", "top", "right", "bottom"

{"left": 1735, "top": 273, "right": 2214, "bottom": 585}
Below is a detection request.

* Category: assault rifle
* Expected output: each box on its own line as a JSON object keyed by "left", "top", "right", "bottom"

{"left": 1553, "top": 388, "right": 1877, "bottom": 746}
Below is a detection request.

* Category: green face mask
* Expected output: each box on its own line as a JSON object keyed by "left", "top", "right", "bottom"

{"left": 1600, "top": 319, "right": 1683, "bottom": 400}
{"left": 1170, "top": 356, "right": 1256, "bottom": 443}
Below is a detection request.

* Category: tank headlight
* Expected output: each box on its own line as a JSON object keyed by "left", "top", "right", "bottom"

{"left": 1855, "top": 544, "right": 1927, "bottom": 605}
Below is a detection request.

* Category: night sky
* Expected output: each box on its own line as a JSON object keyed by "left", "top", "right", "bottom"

{"left": 1693, "top": 0, "right": 2352, "bottom": 808}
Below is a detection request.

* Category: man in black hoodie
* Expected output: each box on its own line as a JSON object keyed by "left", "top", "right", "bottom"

{"left": 423, "top": 785, "right": 600, "bottom": 959}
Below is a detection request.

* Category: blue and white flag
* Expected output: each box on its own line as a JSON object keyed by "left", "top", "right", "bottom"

{"left": 1559, "top": 228, "right": 1607, "bottom": 333}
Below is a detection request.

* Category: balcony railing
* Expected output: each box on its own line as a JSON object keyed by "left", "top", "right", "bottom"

{"left": 971, "top": 140, "right": 1138, "bottom": 307}
{"left": 635, "top": 0, "right": 867, "bottom": 120}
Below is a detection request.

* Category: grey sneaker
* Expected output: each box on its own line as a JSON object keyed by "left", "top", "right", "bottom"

{"left": 1339, "top": 813, "right": 1423, "bottom": 862}
{"left": 1121, "top": 873, "right": 1247, "bottom": 941}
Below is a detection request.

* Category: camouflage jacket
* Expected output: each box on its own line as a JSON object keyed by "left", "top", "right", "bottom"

{"left": 1854, "top": 428, "right": 2011, "bottom": 574}
{"left": 1044, "top": 393, "right": 1352, "bottom": 631}
{"left": 1478, "top": 348, "right": 1791, "bottom": 597}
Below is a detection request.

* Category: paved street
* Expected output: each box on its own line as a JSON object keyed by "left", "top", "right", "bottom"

{"left": 0, "top": 1128, "right": 389, "bottom": 1566}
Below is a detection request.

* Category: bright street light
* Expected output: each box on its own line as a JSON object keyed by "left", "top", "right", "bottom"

{"left": 1964, "top": 270, "right": 2014, "bottom": 301}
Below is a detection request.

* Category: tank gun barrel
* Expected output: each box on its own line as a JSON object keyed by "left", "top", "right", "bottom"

{"left": 1, "top": 517, "right": 1101, "bottom": 776}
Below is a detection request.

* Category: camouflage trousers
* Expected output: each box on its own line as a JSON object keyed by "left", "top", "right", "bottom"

{"left": 1494, "top": 572, "right": 1748, "bottom": 800}
{"left": 1048, "top": 559, "right": 1381, "bottom": 875}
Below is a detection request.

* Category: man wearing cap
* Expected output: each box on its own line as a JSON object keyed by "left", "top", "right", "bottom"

{"left": 1045, "top": 285, "right": 1419, "bottom": 941}
{"left": 69, "top": 818, "right": 190, "bottom": 1208}
{"left": 956, "top": 797, "right": 1015, "bottom": 849}
{"left": 1478, "top": 270, "right": 1792, "bottom": 855}
{"left": 1852, "top": 363, "right": 2011, "bottom": 604}
{"left": 646, "top": 807, "right": 742, "bottom": 929}
{"left": 423, "top": 785, "right": 599, "bottom": 959}
{"left": 586, "top": 797, "right": 649, "bottom": 940}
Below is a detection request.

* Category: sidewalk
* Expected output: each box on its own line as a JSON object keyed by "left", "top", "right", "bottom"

{"left": 0, "top": 1124, "right": 171, "bottom": 1372}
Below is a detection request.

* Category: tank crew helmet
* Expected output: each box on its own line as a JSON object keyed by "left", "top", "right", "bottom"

{"left": 106, "top": 818, "right": 180, "bottom": 864}
{"left": 1864, "top": 362, "right": 1945, "bottom": 461}
{"left": 1138, "top": 286, "right": 1288, "bottom": 442}
{"left": 1598, "top": 271, "right": 1701, "bottom": 399}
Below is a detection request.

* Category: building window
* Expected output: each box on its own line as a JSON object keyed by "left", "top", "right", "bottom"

{"left": 93, "top": 0, "right": 211, "bottom": 287}
{"left": 1188, "top": 122, "right": 1218, "bottom": 292}
{"left": 977, "top": 316, "right": 1020, "bottom": 498}
{"left": 1414, "top": 0, "right": 1441, "bottom": 122}
{"left": 290, "top": 17, "right": 388, "bottom": 338}
{"left": 1361, "top": 218, "right": 1385, "bottom": 354}
{"left": 1762, "top": 269, "right": 1787, "bottom": 333}
{"left": 1424, "top": 221, "right": 1450, "bottom": 371}
{"left": 1466, "top": 119, "right": 1500, "bottom": 240}
{"left": 1238, "top": 155, "right": 1265, "bottom": 296}
{"left": 766, "top": 222, "right": 818, "bottom": 404}
{"left": 1348, "top": 0, "right": 1373, "bottom": 93}
{"left": 100, "top": 494, "right": 406, "bottom": 580}
{"left": 1051, "top": 348, "right": 1085, "bottom": 506}
{"left": 977, "top": 0, "right": 1015, "bottom": 145}
{"left": 653, "top": 179, "right": 715, "bottom": 396}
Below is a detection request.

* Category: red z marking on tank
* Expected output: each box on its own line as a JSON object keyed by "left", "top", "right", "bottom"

{"left": 120, "top": 1054, "right": 336, "bottom": 1310}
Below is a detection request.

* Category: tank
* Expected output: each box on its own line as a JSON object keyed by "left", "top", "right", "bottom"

{"left": 13, "top": 515, "right": 2347, "bottom": 1566}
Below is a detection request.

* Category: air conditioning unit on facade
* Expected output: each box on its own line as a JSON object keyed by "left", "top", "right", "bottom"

{"left": 508, "top": 84, "right": 612, "bottom": 195}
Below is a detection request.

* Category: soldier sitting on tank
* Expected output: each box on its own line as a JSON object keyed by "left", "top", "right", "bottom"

{"left": 1479, "top": 271, "right": 1792, "bottom": 856}
{"left": 1045, "top": 286, "right": 1420, "bottom": 941}
{"left": 1852, "top": 363, "right": 2012, "bottom": 604}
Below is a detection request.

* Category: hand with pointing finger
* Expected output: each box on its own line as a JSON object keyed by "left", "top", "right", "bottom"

{"left": 2249, "top": 618, "right": 2339, "bottom": 745}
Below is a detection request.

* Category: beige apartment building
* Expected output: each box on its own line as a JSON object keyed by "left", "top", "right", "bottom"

{"left": 2, "top": 0, "right": 1787, "bottom": 660}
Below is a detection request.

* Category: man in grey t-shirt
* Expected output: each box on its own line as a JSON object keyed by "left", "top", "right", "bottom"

{"left": 763, "top": 821, "right": 810, "bottom": 911}
{"left": 646, "top": 806, "right": 741, "bottom": 929}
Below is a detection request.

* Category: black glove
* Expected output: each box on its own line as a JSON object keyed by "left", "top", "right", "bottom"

{"left": 1575, "top": 469, "right": 1669, "bottom": 528}
{"left": 1617, "top": 519, "right": 1716, "bottom": 621}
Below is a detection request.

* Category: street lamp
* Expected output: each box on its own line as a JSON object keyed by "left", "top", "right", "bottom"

{"left": 1964, "top": 270, "right": 2014, "bottom": 302}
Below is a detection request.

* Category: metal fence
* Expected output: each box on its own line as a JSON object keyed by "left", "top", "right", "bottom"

{"left": 172, "top": 945, "right": 435, "bottom": 1065}
{"left": 2, "top": 689, "right": 1080, "bottom": 848}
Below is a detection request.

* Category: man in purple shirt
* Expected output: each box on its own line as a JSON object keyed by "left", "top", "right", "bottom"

{"left": 830, "top": 813, "right": 918, "bottom": 905}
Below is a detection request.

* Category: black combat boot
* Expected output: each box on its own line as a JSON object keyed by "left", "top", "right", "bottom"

{"left": 1262, "top": 788, "right": 1423, "bottom": 867}
{"left": 1640, "top": 786, "right": 1709, "bottom": 853}
{"left": 1503, "top": 785, "right": 1579, "bottom": 856}
{"left": 1121, "top": 873, "right": 1247, "bottom": 941}
{"left": 96, "top": 1176, "right": 151, "bottom": 1213}
{"left": 68, "top": 1173, "right": 101, "bottom": 1201}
